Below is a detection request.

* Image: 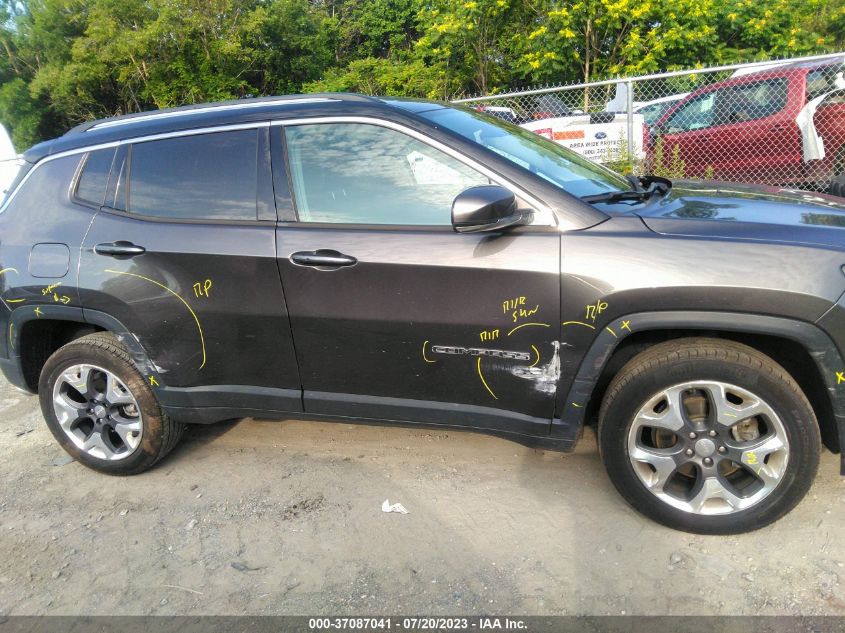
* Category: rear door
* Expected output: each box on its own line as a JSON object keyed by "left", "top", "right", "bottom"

{"left": 273, "top": 119, "right": 561, "bottom": 436}
{"left": 79, "top": 125, "right": 302, "bottom": 411}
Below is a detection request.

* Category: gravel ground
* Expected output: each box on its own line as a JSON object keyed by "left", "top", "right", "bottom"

{"left": 1, "top": 376, "right": 845, "bottom": 616}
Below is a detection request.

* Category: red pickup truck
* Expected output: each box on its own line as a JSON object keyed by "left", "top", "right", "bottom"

{"left": 649, "top": 59, "right": 845, "bottom": 194}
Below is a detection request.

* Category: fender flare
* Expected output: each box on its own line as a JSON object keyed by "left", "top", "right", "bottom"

{"left": 555, "top": 310, "right": 845, "bottom": 470}
{"left": 6, "top": 304, "right": 161, "bottom": 388}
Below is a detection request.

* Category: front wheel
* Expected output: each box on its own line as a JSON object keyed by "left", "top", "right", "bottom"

{"left": 598, "top": 338, "right": 820, "bottom": 534}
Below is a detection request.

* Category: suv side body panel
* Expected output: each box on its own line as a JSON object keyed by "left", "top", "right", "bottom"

{"left": 0, "top": 155, "right": 94, "bottom": 378}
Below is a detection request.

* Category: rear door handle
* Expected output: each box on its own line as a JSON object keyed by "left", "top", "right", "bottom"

{"left": 94, "top": 241, "right": 146, "bottom": 258}
{"left": 290, "top": 249, "right": 357, "bottom": 268}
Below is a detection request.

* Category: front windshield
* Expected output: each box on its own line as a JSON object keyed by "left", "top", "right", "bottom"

{"left": 421, "top": 106, "right": 630, "bottom": 199}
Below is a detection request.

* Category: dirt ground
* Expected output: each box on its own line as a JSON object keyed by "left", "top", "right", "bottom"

{"left": 1, "top": 375, "right": 845, "bottom": 617}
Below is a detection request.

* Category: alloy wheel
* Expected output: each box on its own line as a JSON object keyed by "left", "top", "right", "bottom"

{"left": 51, "top": 363, "right": 143, "bottom": 461}
{"left": 626, "top": 381, "right": 789, "bottom": 515}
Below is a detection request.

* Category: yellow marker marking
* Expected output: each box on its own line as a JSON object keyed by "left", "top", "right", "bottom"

{"left": 149, "top": 375, "right": 159, "bottom": 387}
{"left": 837, "top": 371, "right": 845, "bottom": 385}
{"left": 584, "top": 300, "right": 608, "bottom": 321}
{"left": 605, "top": 326, "right": 617, "bottom": 338}
{"left": 8, "top": 322, "right": 12, "bottom": 348}
{"left": 0, "top": 268, "right": 19, "bottom": 311}
{"left": 477, "top": 356, "right": 497, "bottom": 400}
{"left": 571, "top": 402, "right": 583, "bottom": 408}
{"left": 422, "top": 340, "right": 436, "bottom": 364}
{"left": 621, "top": 320, "right": 631, "bottom": 331}
{"left": 746, "top": 451, "right": 758, "bottom": 465}
{"left": 6, "top": 298, "right": 25, "bottom": 303}
{"left": 193, "top": 279, "right": 213, "bottom": 298}
{"left": 105, "top": 269, "right": 206, "bottom": 370}
{"left": 724, "top": 413, "right": 737, "bottom": 418}
{"left": 529, "top": 344, "right": 541, "bottom": 368}
{"left": 34, "top": 307, "right": 43, "bottom": 318}
{"left": 562, "top": 321, "right": 596, "bottom": 330}
{"left": 507, "top": 322, "right": 550, "bottom": 336}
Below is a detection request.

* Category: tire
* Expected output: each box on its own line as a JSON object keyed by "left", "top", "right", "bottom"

{"left": 38, "top": 332, "right": 184, "bottom": 475}
{"left": 598, "top": 338, "right": 820, "bottom": 534}
{"left": 830, "top": 173, "right": 845, "bottom": 199}
{"left": 829, "top": 147, "right": 845, "bottom": 198}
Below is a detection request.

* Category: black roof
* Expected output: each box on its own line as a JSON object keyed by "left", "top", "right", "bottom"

{"left": 23, "top": 93, "right": 446, "bottom": 163}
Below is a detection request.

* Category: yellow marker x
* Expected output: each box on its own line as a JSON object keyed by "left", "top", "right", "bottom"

{"left": 837, "top": 371, "right": 845, "bottom": 385}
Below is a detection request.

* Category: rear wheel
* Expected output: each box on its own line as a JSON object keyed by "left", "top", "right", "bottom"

{"left": 598, "top": 338, "right": 820, "bottom": 534}
{"left": 39, "top": 332, "right": 184, "bottom": 475}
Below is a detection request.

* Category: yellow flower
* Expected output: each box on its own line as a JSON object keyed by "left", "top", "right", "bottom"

{"left": 528, "top": 26, "right": 548, "bottom": 40}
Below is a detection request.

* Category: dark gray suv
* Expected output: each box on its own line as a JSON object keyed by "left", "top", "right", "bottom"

{"left": 3, "top": 93, "right": 845, "bottom": 534}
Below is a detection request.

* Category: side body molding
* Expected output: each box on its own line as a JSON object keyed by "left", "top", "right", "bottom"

{"left": 552, "top": 311, "right": 845, "bottom": 472}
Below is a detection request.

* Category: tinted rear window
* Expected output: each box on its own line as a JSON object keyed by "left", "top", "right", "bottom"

{"left": 76, "top": 148, "right": 115, "bottom": 206}
{"left": 128, "top": 130, "right": 258, "bottom": 221}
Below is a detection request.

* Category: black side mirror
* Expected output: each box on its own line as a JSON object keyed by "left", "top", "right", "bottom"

{"left": 451, "top": 185, "right": 531, "bottom": 233}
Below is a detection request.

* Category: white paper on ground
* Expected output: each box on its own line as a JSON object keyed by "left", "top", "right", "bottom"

{"left": 381, "top": 499, "right": 409, "bottom": 514}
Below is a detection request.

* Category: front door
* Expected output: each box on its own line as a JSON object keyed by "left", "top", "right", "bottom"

{"left": 274, "top": 120, "right": 561, "bottom": 435}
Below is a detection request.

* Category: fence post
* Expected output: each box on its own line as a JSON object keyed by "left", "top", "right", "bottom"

{"left": 625, "top": 78, "right": 634, "bottom": 171}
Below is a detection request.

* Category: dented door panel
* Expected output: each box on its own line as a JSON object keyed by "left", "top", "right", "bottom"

{"left": 79, "top": 213, "right": 301, "bottom": 395}
{"left": 276, "top": 226, "right": 561, "bottom": 431}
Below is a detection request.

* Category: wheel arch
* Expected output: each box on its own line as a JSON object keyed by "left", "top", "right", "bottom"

{"left": 7, "top": 306, "right": 159, "bottom": 393}
{"left": 557, "top": 311, "right": 845, "bottom": 470}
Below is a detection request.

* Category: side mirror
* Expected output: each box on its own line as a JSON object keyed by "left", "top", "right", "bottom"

{"left": 451, "top": 185, "right": 531, "bottom": 233}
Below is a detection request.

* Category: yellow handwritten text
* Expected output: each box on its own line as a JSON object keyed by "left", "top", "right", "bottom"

{"left": 502, "top": 296, "right": 526, "bottom": 314}
{"left": 53, "top": 293, "right": 71, "bottom": 305}
{"left": 149, "top": 375, "right": 159, "bottom": 387}
{"left": 584, "top": 300, "right": 608, "bottom": 322}
{"left": 745, "top": 451, "right": 759, "bottom": 465}
{"left": 41, "top": 282, "right": 62, "bottom": 296}
{"left": 511, "top": 304, "right": 539, "bottom": 323}
{"left": 193, "top": 279, "right": 213, "bottom": 298}
{"left": 479, "top": 328, "right": 500, "bottom": 342}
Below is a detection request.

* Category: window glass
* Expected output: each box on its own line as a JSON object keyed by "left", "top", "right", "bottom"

{"left": 284, "top": 123, "right": 488, "bottom": 225}
{"left": 420, "top": 106, "right": 629, "bottom": 199}
{"left": 666, "top": 93, "right": 716, "bottom": 132}
{"left": 713, "top": 78, "right": 788, "bottom": 124}
{"left": 806, "top": 66, "right": 841, "bottom": 101}
{"left": 667, "top": 78, "right": 788, "bottom": 132}
{"left": 76, "top": 148, "right": 115, "bottom": 206}
{"left": 129, "top": 130, "right": 258, "bottom": 220}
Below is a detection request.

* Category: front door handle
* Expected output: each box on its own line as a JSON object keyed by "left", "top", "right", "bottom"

{"left": 290, "top": 249, "right": 357, "bottom": 268}
{"left": 94, "top": 241, "right": 146, "bottom": 258}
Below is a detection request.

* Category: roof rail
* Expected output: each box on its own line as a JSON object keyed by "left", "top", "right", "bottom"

{"left": 65, "top": 93, "right": 378, "bottom": 135}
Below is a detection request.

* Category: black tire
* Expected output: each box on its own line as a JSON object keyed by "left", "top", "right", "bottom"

{"left": 829, "top": 147, "right": 845, "bottom": 198}
{"left": 830, "top": 173, "right": 845, "bottom": 199}
{"left": 38, "top": 332, "right": 184, "bottom": 475}
{"left": 598, "top": 338, "right": 820, "bottom": 534}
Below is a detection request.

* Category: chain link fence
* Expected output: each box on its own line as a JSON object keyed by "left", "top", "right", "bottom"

{"left": 453, "top": 52, "right": 845, "bottom": 196}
